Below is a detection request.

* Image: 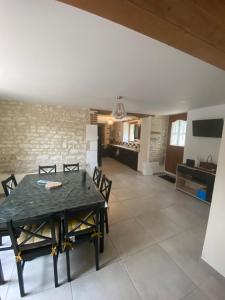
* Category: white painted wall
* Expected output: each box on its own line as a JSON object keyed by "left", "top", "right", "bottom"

{"left": 202, "top": 126, "right": 225, "bottom": 277}
{"left": 86, "top": 125, "right": 98, "bottom": 176}
{"left": 138, "top": 117, "right": 151, "bottom": 173}
{"left": 183, "top": 104, "right": 225, "bottom": 164}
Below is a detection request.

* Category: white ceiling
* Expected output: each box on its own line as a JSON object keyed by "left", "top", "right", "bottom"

{"left": 1, "top": 0, "right": 225, "bottom": 115}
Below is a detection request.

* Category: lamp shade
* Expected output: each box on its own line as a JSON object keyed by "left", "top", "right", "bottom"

{"left": 112, "top": 98, "right": 126, "bottom": 119}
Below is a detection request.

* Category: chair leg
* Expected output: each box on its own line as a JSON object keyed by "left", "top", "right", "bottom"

{"left": 53, "top": 255, "right": 58, "bottom": 288}
{"left": 100, "top": 209, "right": 104, "bottom": 253}
{"left": 66, "top": 249, "right": 71, "bottom": 282}
{"left": 0, "top": 259, "right": 4, "bottom": 285}
{"left": 94, "top": 237, "right": 99, "bottom": 271}
{"left": 16, "top": 261, "right": 25, "bottom": 297}
{"left": 105, "top": 210, "right": 109, "bottom": 234}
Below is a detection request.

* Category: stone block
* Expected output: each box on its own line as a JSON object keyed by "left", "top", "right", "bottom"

{"left": 0, "top": 100, "right": 89, "bottom": 173}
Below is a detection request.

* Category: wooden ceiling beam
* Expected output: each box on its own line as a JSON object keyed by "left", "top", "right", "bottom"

{"left": 130, "top": 0, "right": 225, "bottom": 52}
{"left": 190, "top": 0, "right": 225, "bottom": 27}
{"left": 58, "top": 0, "right": 225, "bottom": 70}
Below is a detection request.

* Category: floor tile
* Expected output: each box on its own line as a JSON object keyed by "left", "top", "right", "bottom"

{"left": 110, "top": 197, "right": 148, "bottom": 219}
{"left": 136, "top": 209, "right": 184, "bottom": 242}
{"left": 109, "top": 218, "right": 155, "bottom": 258}
{"left": 58, "top": 235, "right": 119, "bottom": 282}
{"left": 5, "top": 255, "right": 58, "bottom": 300}
{"left": 108, "top": 201, "right": 134, "bottom": 224}
{"left": 182, "top": 288, "right": 210, "bottom": 300}
{"left": 147, "top": 193, "right": 181, "bottom": 210}
{"left": 111, "top": 187, "right": 137, "bottom": 201}
{"left": 199, "top": 274, "right": 225, "bottom": 300}
{"left": 71, "top": 262, "right": 141, "bottom": 300}
{"left": 108, "top": 192, "right": 120, "bottom": 203}
{"left": 161, "top": 204, "right": 207, "bottom": 230}
{"left": 0, "top": 246, "right": 15, "bottom": 300}
{"left": 123, "top": 245, "right": 196, "bottom": 300}
{"left": 160, "top": 229, "right": 216, "bottom": 286}
{"left": 187, "top": 225, "right": 207, "bottom": 245}
{"left": 6, "top": 283, "right": 72, "bottom": 300}
{"left": 174, "top": 195, "right": 210, "bottom": 220}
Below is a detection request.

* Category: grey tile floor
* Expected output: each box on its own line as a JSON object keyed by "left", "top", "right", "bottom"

{"left": 1, "top": 157, "right": 225, "bottom": 300}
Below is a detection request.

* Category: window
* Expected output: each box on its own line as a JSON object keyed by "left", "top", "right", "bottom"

{"left": 123, "top": 122, "right": 129, "bottom": 142}
{"left": 123, "top": 122, "right": 140, "bottom": 142}
{"left": 129, "top": 124, "right": 135, "bottom": 141}
{"left": 170, "top": 120, "right": 187, "bottom": 146}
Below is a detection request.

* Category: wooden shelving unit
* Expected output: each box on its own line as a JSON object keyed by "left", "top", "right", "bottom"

{"left": 176, "top": 173, "right": 207, "bottom": 200}
{"left": 176, "top": 164, "right": 215, "bottom": 203}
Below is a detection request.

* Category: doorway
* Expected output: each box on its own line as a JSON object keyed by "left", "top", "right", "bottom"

{"left": 165, "top": 113, "right": 187, "bottom": 174}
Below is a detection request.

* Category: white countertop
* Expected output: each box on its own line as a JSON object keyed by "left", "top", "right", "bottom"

{"left": 110, "top": 144, "right": 139, "bottom": 153}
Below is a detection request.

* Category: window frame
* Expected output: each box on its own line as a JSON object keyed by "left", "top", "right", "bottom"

{"left": 169, "top": 119, "right": 187, "bottom": 147}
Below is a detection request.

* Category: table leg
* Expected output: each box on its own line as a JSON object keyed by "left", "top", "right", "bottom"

{"left": 100, "top": 209, "right": 104, "bottom": 253}
{"left": 0, "top": 258, "right": 4, "bottom": 285}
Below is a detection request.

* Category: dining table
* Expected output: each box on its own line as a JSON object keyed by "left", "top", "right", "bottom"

{"left": 0, "top": 170, "right": 105, "bottom": 253}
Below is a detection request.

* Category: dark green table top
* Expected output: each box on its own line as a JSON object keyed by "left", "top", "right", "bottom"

{"left": 0, "top": 171, "right": 105, "bottom": 225}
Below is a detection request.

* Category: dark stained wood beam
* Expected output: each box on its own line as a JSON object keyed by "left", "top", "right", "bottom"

{"left": 58, "top": 0, "right": 225, "bottom": 70}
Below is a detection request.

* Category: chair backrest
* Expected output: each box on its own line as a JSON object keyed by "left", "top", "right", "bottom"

{"left": 39, "top": 165, "right": 56, "bottom": 174}
{"left": 92, "top": 167, "right": 102, "bottom": 188}
{"left": 100, "top": 175, "right": 112, "bottom": 203}
{"left": 1, "top": 174, "right": 18, "bottom": 197}
{"left": 7, "top": 214, "right": 58, "bottom": 255}
{"left": 63, "top": 163, "right": 79, "bottom": 173}
{"left": 63, "top": 208, "right": 99, "bottom": 238}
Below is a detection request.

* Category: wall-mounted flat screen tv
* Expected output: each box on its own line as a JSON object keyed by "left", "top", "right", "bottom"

{"left": 192, "top": 118, "right": 224, "bottom": 138}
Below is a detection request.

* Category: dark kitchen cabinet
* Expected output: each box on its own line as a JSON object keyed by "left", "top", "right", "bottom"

{"left": 108, "top": 145, "right": 138, "bottom": 171}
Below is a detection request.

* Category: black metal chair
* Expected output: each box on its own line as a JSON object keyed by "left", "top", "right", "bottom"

{"left": 7, "top": 214, "right": 60, "bottom": 297}
{"left": 62, "top": 208, "right": 100, "bottom": 282}
{"left": 63, "top": 163, "right": 79, "bottom": 173}
{"left": 0, "top": 258, "right": 4, "bottom": 285}
{"left": 1, "top": 174, "right": 17, "bottom": 197}
{"left": 100, "top": 175, "right": 112, "bottom": 234}
{"left": 0, "top": 175, "right": 18, "bottom": 249}
{"left": 0, "top": 224, "right": 10, "bottom": 251}
{"left": 92, "top": 166, "right": 102, "bottom": 188}
{"left": 38, "top": 165, "right": 56, "bottom": 174}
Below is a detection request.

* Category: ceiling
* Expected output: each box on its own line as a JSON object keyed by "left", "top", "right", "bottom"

{"left": 60, "top": 0, "right": 225, "bottom": 71}
{"left": 0, "top": 0, "right": 225, "bottom": 115}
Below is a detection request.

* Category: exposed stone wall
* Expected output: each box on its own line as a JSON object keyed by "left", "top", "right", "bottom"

{"left": 149, "top": 116, "right": 169, "bottom": 164}
{"left": 112, "top": 122, "right": 123, "bottom": 143}
{"left": 103, "top": 124, "right": 111, "bottom": 145}
{"left": 0, "top": 100, "right": 89, "bottom": 174}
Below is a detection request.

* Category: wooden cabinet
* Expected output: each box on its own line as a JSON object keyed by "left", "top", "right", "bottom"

{"left": 108, "top": 145, "right": 138, "bottom": 171}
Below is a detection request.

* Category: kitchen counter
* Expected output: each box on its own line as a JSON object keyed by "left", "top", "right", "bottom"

{"left": 110, "top": 144, "right": 139, "bottom": 152}
{"left": 108, "top": 144, "right": 139, "bottom": 170}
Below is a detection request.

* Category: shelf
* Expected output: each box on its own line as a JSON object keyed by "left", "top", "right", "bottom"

{"left": 176, "top": 187, "right": 210, "bottom": 205}
{"left": 176, "top": 184, "right": 197, "bottom": 196}
{"left": 176, "top": 164, "right": 215, "bottom": 203}
{"left": 176, "top": 175, "right": 207, "bottom": 189}
{"left": 176, "top": 172, "right": 208, "bottom": 202}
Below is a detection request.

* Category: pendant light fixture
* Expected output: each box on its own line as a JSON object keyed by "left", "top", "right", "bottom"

{"left": 112, "top": 96, "right": 126, "bottom": 119}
